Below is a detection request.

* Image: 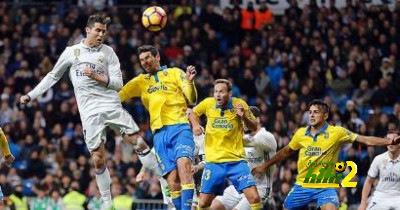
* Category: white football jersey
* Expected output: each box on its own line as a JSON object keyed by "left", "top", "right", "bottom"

{"left": 28, "top": 40, "right": 123, "bottom": 120}
{"left": 194, "top": 134, "right": 205, "bottom": 162}
{"left": 368, "top": 151, "right": 400, "bottom": 196}
{"left": 243, "top": 128, "right": 277, "bottom": 192}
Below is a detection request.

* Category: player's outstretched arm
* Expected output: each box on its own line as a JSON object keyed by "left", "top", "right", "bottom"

{"left": 356, "top": 135, "right": 395, "bottom": 146}
{"left": 20, "top": 47, "right": 71, "bottom": 104}
{"left": 358, "top": 176, "right": 374, "bottom": 210}
{"left": 252, "top": 145, "right": 294, "bottom": 175}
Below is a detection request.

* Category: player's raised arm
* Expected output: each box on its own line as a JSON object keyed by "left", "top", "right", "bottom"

{"left": 20, "top": 48, "right": 72, "bottom": 104}
{"left": 179, "top": 65, "right": 197, "bottom": 105}
{"left": 252, "top": 145, "right": 294, "bottom": 175}
{"left": 236, "top": 103, "right": 258, "bottom": 132}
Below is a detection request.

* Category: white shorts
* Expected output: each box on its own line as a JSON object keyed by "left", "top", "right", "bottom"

{"left": 367, "top": 194, "right": 400, "bottom": 210}
{"left": 81, "top": 109, "right": 139, "bottom": 151}
{"left": 215, "top": 185, "right": 268, "bottom": 210}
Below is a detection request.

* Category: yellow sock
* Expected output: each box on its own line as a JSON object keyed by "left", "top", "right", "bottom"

{"left": 181, "top": 183, "right": 195, "bottom": 190}
{"left": 171, "top": 190, "right": 182, "bottom": 199}
{"left": 250, "top": 202, "right": 263, "bottom": 210}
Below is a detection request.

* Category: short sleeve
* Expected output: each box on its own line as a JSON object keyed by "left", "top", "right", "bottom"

{"left": 288, "top": 129, "right": 303, "bottom": 151}
{"left": 367, "top": 156, "right": 380, "bottom": 178}
{"left": 193, "top": 98, "right": 212, "bottom": 117}
{"left": 336, "top": 126, "right": 358, "bottom": 144}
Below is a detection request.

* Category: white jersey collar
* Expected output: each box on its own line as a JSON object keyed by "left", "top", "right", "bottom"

{"left": 80, "top": 39, "right": 103, "bottom": 51}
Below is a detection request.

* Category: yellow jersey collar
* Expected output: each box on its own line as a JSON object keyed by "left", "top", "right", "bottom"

{"left": 150, "top": 65, "right": 168, "bottom": 82}
{"left": 305, "top": 122, "right": 329, "bottom": 141}
{"left": 216, "top": 98, "right": 233, "bottom": 117}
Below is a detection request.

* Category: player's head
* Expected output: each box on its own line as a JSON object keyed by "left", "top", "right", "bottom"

{"left": 214, "top": 79, "right": 232, "bottom": 106}
{"left": 387, "top": 130, "right": 400, "bottom": 151}
{"left": 250, "top": 106, "right": 261, "bottom": 120}
{"left": 308, "top": 99, "right": 329, "bottom": 127}
{"left": 138, "top": 45, "right": 160, "bottom": 73}
{"left": 85, "top": 13, "right": 110, "bottom": 47}
{"left": 247, "top": 106, "right": 261, "bottom": 132}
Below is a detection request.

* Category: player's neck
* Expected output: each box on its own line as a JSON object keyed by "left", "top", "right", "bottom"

{"left": 251, "top": 127, "right": 261, "bottom": 136}
{"left": 389, "top": 150, "right": 400, "bottom": 160}
{"left": 83, "top": 39, "right": 100, "bottom": 48}
{"left": 310, "top": 124, "right": 324, "bottom": 132}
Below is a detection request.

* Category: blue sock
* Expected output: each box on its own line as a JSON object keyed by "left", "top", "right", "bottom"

{"left": 181, "top": 183, "right": 195, "bottom": 210}
{"left": 171, "top": 191, "right": 182, "bottom": 210}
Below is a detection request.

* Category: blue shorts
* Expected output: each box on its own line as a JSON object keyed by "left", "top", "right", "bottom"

{"left": 200, "top": 161, "right": 256, "bottom": 195}
{"left": 153, "top": 123, "right": 195, "bottom": 176}
{"left": 284, "top": 185, "right": 339, "bottom": 209}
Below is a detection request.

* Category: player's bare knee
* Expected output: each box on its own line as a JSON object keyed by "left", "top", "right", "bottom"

{"left": 199, "top": 199, "right": 212, "bottom": 209}
{"left": 166, "top": 170, "right": 181, "bottom": 191}
{"left": 91, "top": 152, "right": 105, "bottom": 169}
{"left": 177, "top": 157, "right": 193, "bottom": 184}
{"left": 247, "top": 193, "right": 261, "bottom": 204}
{"left": 124, "top": 133, "right": 148, "bottom": 152}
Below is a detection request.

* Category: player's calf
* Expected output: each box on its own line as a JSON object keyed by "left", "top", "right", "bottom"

{"left": 243, "top": 186, "right": 262, "bottom": 210}
{"left": 91, "top": 143, "right": 107, "bottom": 170}
{"left": 123, "top": 133, "right": 148, "bottom": 152}
{"left": 199, "top": 193, "right": 216, "bottom": 209}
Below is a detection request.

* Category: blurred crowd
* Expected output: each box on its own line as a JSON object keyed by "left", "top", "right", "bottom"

{"left": 0, "top": 0, "right": 399, "bottom": 209}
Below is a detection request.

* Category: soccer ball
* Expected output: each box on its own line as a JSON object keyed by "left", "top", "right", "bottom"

{"left": 335, "top": 162, "right": 347, "bottom": 173}
{"left": 142, "top": 6, "right": 167, "bottom": 31}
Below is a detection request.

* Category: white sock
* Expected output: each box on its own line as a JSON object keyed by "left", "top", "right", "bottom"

{"left": 95, "top": 166, "right": 112, "bottom": 207}
{"left": 138, "top": 148, "right": 162, "bottom": 176}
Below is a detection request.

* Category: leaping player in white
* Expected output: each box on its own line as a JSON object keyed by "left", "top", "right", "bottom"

{"left": 211, "top": 106, "right": 277, "bottom": 210}
{"left": 359, "top": 130, "right": 400, "bottom": 210}
{"left": 20, "top": 13, "right": 144, "bottom": 209}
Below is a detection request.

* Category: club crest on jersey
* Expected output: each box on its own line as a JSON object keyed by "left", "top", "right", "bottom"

{"left": 145, "top": 75, "right": 151, "bottom": 80}
{"left": 324, "top": 133, "right": 329, "bottom": 139}
{"left": 163, "top": 71, "right": 168, "bottom": 76}
{"left": 98, "top": 56, "right": 104, "bottom": 63}
{"left": 74, "top": 49, "right": 80, "bottom": 60}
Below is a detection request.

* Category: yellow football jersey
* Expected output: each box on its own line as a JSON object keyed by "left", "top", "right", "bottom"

{"left": 192, "top": 97, "right": 255, "bottom": 163}
{"left": 119, "top": 66, "right": 197, "bottom": 132}
{"left": 0, "top": 127, "right": 11, "bottom": 157}
{"left": 288, "top": 123, "right": 358, "bottom": 185}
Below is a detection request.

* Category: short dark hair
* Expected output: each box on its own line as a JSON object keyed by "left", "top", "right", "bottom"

{"left": 214, "top": 79, "right": 232, "bottom": 92}
{"left": 137, "top": 45, "right": 158, "bottom": 56}
{"left": 308, "top": 99, "right": 330, "bottom": 113}
{"left": 87, "top": 13, "right": 111, "bottom": 28}
{"left": 250, "top": 106, "right": 261, "bottom": 118}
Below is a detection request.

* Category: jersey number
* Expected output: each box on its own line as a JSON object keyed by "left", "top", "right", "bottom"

{"left": 203, "top": 169, "right": 211, "bottom": 180}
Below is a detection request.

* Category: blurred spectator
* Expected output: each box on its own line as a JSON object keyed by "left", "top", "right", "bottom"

{"left": 254, "top": 1, "right": 273, "bottom": 31}
{"left": 351, "top": 80, "right": 375, "bottom": 108}
{"left": 0, "top": 1, "right": 398, "bottom": 207}
{"left": 62, "top": 181, "right": 86, "bottom": 210}
{"left": 8, "top": 184, "right": 29, "bottom": 210}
